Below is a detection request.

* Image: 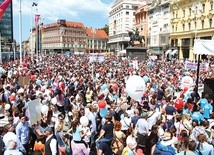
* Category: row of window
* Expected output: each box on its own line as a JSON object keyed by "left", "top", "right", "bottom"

{"left": 172, "top": 18, "right": 213, "bottom": 32}
{"left": 173, "top": 1, "right": 213, "bottom": 18}
{"left": 110, "top": 4, "right": 133, "bottom": 15}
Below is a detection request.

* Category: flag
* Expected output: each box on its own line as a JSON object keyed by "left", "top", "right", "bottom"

{"left": 35, "top": 14, "right": 40, "bottom": 26}
{"left": 0, "top": 0, "right": 12, "bottom": 21}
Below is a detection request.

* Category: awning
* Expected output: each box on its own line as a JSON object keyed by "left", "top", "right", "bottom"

{"left": 171, "top": 49, "right": 178, "bottom": 55}
{"left": 165, "top": 50, "right": 172, "bottom": 55}
{"left": 194, "top": 39, "right": 214, "bottom": 55}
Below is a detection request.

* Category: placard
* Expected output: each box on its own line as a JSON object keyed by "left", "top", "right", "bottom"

{"left": 18, "top": 76, "right": 31, "bottom": 86}
{"left": 28, "top": 98, "right": 42, "bottom": 126}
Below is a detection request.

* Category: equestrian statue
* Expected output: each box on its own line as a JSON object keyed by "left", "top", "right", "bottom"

{"left": 128, "top": 28, "right": 145, "bottom": 47}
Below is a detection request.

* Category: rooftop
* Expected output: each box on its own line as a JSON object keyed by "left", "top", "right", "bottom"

{"left": 86, "top": 28, "right": 108, "bottom": 39}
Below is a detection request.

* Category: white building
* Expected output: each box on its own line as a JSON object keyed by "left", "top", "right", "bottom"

{"left": 148, "top": 0, "right": 170, "bottom": 55}
{"left": 108, "top": 0, "right": 147, "bottom": 52}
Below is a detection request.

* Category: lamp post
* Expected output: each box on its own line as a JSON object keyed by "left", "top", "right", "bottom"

{"left": 19, "top": 0, "right": 22, "bottom": 64}
{"left": 191, "top": 2, "right": 203, "bottom": 95}
{"left": 31, "top": 1, "right": 38, "bottom": 62}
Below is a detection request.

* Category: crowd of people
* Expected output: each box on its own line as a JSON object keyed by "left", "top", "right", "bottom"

{"left": 0, "top": 54, "right": 214, "bottom": 155}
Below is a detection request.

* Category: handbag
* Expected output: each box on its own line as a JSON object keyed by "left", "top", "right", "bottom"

{"left": 59, "top": 132, "right": 71, "bottom": 154}
{"left": 112, "top": 132, "right": 125, "bottom": 155}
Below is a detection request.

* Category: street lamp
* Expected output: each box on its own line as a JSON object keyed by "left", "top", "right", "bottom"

{"left": 19, "top": 0, "right": 22, "bottom": 64}
{"left": 191, "top": 2, "right": 203, "bottom": 96}
{"left": 31, "top": 1, "right": 38, "bottom": 62}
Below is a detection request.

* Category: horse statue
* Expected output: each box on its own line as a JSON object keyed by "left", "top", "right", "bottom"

{"left": 128, "top": 28, "right": 145, "bottom": 46}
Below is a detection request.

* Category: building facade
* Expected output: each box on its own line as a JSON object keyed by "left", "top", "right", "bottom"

{"left": 108, "top": 0, "right": 147, "bottom": 52}
{"left": 0, "top": 0, "right": 13, "bottom": 52}
{"left": 29, "top": 20, "right": 108, "bottom": 54}
{"left": 133, "top": 2, "right": 152, "bottom": 47}
{"left": 86, "top": 28, "right": 108, "bottom": 53}
{"left": 148, "top": 0, "right": 170, "bottom": 55}
{"left": 170, "top": 0, "right": 214, "bottom": 60}
{"left": 29, "top": 20, "right": 87, "bottom": 54}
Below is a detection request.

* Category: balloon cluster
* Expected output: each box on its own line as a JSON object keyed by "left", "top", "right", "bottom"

{"left": 98, "top": 100, "right": 107, "bottom": 118}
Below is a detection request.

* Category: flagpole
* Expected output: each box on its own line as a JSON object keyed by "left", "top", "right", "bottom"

{"left": 19, "top": 0, "right": 22, "bottom": 64}
{"left": 30, "top": 0, "right": 33, "bottom": 62}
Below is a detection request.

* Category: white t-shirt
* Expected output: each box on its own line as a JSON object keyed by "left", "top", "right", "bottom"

{"left": 120, "top": 117, "right": 131, "bottom": 130}
{"left": 4, "top": 149, "right": 23, "bottom": 155}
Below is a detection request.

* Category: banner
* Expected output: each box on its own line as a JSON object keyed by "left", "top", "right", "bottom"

{"left": 28, "top": 99, "right": 42, "bottom": 126}
{"left": 89, "top": 53, "right": 105, "bottom": 63}
{"left": 184, "top": 61, "right": 209, "bottom": 70}
{"left": 0, "top": 0, "right": 12, "bottom": 20}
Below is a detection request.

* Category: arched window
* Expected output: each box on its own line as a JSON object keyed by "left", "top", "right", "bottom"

{"left": 188, "top": 23, "right": 191, "bottom": 30}
{"left": 210, "top": 18, "right": 213, "bottom": 28}
{"left": 201, "top": 20, "right": 204, "bottom": 29}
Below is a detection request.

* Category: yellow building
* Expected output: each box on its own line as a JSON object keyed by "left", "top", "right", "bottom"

{"left": 170, "top": 0, "right": 214, "bottom": 60}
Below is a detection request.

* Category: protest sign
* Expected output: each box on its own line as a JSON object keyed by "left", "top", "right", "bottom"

{"left": 28, "top": 99, "right": 42, "bottom": 126}
{"left": 18, "top": 76, "right": 31, "bottom": 86}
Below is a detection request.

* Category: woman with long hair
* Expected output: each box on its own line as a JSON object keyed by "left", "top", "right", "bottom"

{"left": 55, "top": 124, "right": 66, "bottom": 155}
{"left": 145, "top": 125, "right": 159, "bottom": 155}
{"left": 70, "top": 118, "right": 89, "bottom": 155}
{"left": 112, "top": 121, "right": 126, "bottom": 155}
{"left": 197, "top": 133, "right": 214, "bottom": 155}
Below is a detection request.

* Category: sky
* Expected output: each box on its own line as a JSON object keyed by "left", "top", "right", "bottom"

{"left": 12, "top": 0, "right": 114, "bottom": 43}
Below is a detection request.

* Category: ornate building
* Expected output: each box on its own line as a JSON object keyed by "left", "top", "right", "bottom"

{"left": 133, "top": 1, "right": 152, "bottom": 47}
{"left": 86, "top": 28, "right": 108, "bottom": 53}
{"left": 42, "top": 20, "right": 87, "bottom": 53}
{"left": 170, "top": 0, "right": 214, "bottom": 60}
{"left": 148, "top": 0, "right": 170, "bottom": 55}
{"left": 29, "top": 20, "right": 108, "bottom": 54}
{"left": 108, "top": 0, "right": 147, "bottom": 52}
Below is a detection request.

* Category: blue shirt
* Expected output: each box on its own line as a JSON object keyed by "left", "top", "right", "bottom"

{"left": 182, "top": 109, "right": 192, "bottom": 115}
{"left": 72, "top": 126, "right": 82, "bottom": 141}
{"left": 197, "top": 142, "right": 214, "bottom": 155}
{"left": 203, "top": 103, "right": 213, "bottom": 119}
{"left": 191, "top": 112, "right": 204, "bottom": 124}
{"left": 16, "top": 121, "right": 30, "bottom": 145}
{"left": 199, "top": 98, "right": 208, "bottom": 109}
{"left": 184, "top": 93, "right": 191, "bottom": 102}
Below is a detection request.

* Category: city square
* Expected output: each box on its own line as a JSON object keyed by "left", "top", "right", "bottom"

{"left": 0, "top": 0, "right": 214, "bottom": 155}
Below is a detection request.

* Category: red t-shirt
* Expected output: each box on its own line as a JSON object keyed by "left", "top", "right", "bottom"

{"left": 174, "top": 98, "right": 184, "bottom": 110}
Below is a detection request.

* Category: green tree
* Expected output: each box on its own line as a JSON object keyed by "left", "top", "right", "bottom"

{"left": 101, "top": 25, "right": 109, "bottom": 35}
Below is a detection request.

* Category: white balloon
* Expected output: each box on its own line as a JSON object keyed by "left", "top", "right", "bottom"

{"left": 5, "top": 104, "right": 11, "bottom": 110}
{"left": 41, "top": 105, "right": 49, "bottom": 115}
{"left": 180, "top": 76, "right": 194, "bottom": 89}
{"left": 51, "top": 97, "right": 57, "bottom": 105}
{"left": 80, "top": 116, "right": 89, "bottom": 127}
{"left": 126, "top": 75, "right": 146, "bottom": 100}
